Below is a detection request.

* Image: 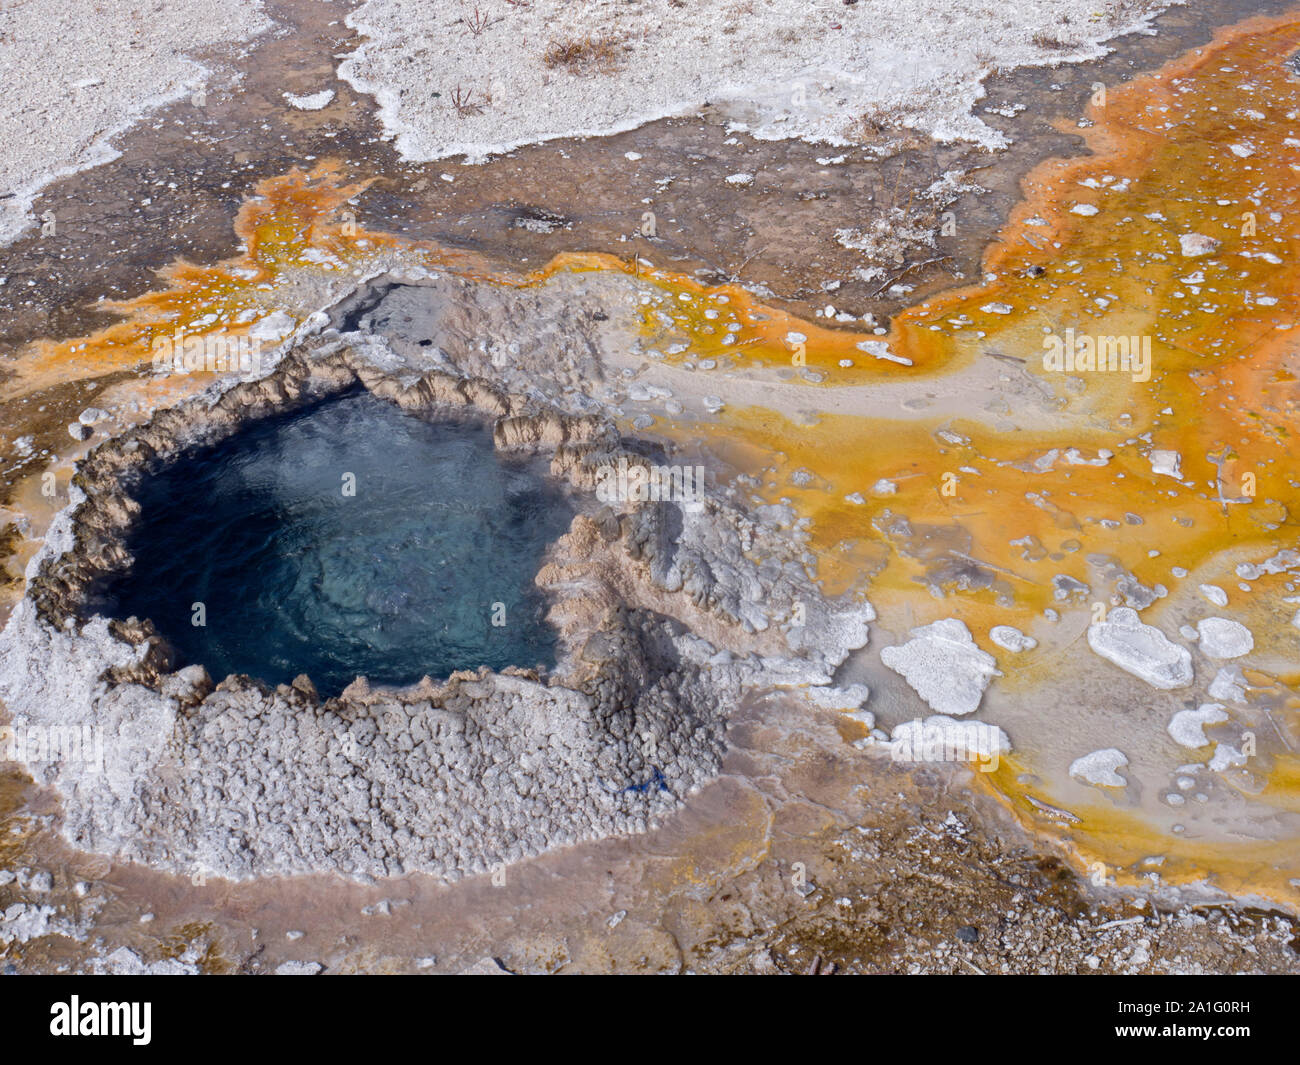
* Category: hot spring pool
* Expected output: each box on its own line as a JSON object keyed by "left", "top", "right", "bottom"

{"left": 105, "top": 390, "right": 576, "bottom": 694}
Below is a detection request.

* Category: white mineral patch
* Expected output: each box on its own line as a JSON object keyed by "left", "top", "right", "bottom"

{"left": 1086, "top": 607, "right": 1192, "bottom": 689}
{"left": 1207, "top": 666, "right": 1248, "bottom": 704}
{"left": 283, "top": 89, "right": 335, "bottom": 111}
{"left": 1167, "top": 703, "right": 1228, "bottom": 749}
{"left": 1149, "top": 449, "right": 1182, "bottom": 479}
{"left": 1198, "top": 584, "right": 1228, "bottom": 607}
{"left": 812, "top": 690, "right": 875, "bottom": 732}
{"left": 803, "top": 683, "right": 870, "bottom": 714}
{"left": 855, "top": 339, "right": 912, "bottom": 365}
{"left": 250, "top": 310, "right": 296, "bottom": 342}
{"left": 1234, "top": 549, "right": 1300, "bottom": 582}
{"left": 338, "top": 0, "right": 1172, "bottom": 163}
{"left": 0, "top": 0, "right": 272, "bottom": 244}
{"left": 300, "top": 247, "right": 343, "bottom": 268}
{"left": 1208, "top": 743, "right": 1247, "bottom": 773}
{"left": 880, "top": 618, "right": 1001, "bottom": 716}
{"left": 0, "top": 903, "right": 77, "bottom": 946}
{"left": 1064, "top": 447, "right": 1112, "bottom": 466}
{"left": 989, "top": 625, "right": 1037, "bottom": 652}
{"left": 1179, "top": 233, "right": 1221, "bottom": 257}
{"left": 1069, "top": 748, "right": 1129, "bottom": 788}
{"left": 275, "top": 960, "right": 324, "bottom": 975}
{"left": 90, "top": 946, "right": 199, "bottom": 975}
{"left": 1196, "top": 617, "right": 1253, "bottom": 659}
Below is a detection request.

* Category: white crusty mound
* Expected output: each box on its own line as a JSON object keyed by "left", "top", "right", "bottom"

{"left": 1195, "top": 617, "right": 1254, "bottom": 659}
{"left": 0, "top": 0, "right": 272, "bottom": 244}
{"left": 339, "top": 0, "right": 1172, "bottom": 162}
{"left": 283, "top": 90, "right": 335, "bottom": 111}
{"left": 0, "top": 590, "right": 733, "bottom": 882}
{"left": 1069, "top": 747, "right": 1129, "bottom": 788}
{"left": 1087, "top": 607, "right": 1192, "bottom": 689}
{"left": 880, "top": 618, "right": 1000, "bottom": 716}
{"left": 990, "top": 624, "right": 1037, "bottom": 652}
{"left": 1207, "top": 666, "right": 1247, "bottom": 704}
{"left": 1167, "top": 703, "right": 1228, "bottom": 749}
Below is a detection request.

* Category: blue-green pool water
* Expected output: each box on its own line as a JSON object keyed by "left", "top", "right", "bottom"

{"left": 106, "top": 390, "right": 575, "bottom": 694}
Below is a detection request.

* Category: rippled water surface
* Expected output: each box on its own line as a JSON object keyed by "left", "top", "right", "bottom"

{"left": 107, "top": 390, "right": 575, "bottom": 694}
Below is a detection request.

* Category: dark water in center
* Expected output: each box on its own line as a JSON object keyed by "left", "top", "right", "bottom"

{"left": 105, "top": 390, "right": 575, "bottom": 694}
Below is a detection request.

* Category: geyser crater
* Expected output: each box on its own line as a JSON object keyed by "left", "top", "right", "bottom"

{"left": 101, "top": 389, "right": 575, "bottom": 696}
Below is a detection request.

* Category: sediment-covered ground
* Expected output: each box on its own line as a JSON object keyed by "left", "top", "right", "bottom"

{"left": 339, "top": 0, "right": 1174, "bottom": 158}
{"left": 0, "top": 0, "right": 272, "bottom": 245}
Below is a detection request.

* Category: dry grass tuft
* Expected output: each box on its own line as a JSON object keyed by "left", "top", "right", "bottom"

{"left": 543, "top": 34, "right": 624, "bottom": 75}
{"left": 1031, "top": 32, "right": 1074, "bottom": 50}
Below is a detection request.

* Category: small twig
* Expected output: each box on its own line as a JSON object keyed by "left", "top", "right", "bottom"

{"left": 950, "top": 549, "right": 1039, "bottom": 585}
{"left": 868, "top": 255, "right": 952, "bottom": 297}
{"left": 724, "top": 243, "right": 769, "bottom": 283}
{"left": 805, "top": 953, "right": 837, "bottom": 975}
{"left": 1264, "top": 708, "right": 1294, "bottom": 752}
{"left": 1093, "top": 915, "right": 1145, "bottom": 932}
{"left": 889, "top": 159, "right": 906, "bottom": 210}
{"left": 450, "top": 84, "right": 483, "bottom": 116}
{"left": 465, "top": 6, "right": 496, "bottom": 35}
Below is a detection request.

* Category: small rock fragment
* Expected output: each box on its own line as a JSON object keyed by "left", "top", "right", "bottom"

{"left": 1179, "top": 233, "right": 1221, "bottom": 257}
{"left": 1069, "top": 748, "right": 1129, "bottom": 787}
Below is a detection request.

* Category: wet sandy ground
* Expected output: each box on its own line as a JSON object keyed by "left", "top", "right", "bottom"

{"left": 4, "top": 0, "right": 1300, "bottom": 972}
